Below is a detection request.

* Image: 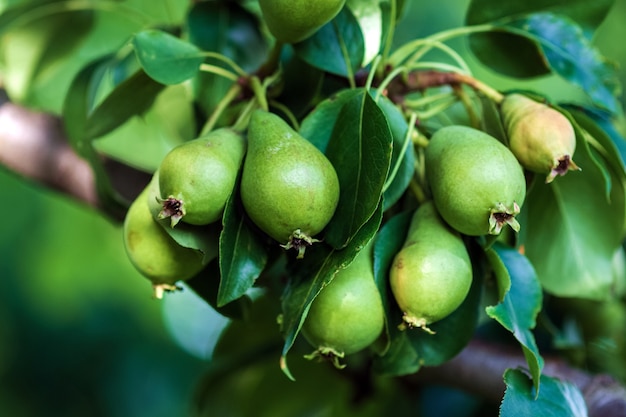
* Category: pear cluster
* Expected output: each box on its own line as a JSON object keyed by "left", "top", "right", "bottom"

{"left": 122, "top": 110, "right": 341, "bottom": 296}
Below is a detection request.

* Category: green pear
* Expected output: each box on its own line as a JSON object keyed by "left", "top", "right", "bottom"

{"left": 501, "top": 93, "right": 580, "bottom": 183}
{"left": 302, "top": 239, "right": 384, "bottom": 367}
{"left": 425, "top": 125, "right": 526, "bottom": 236}
{"left": 259, "top": 0, "right": 346, "bottom": 44}
{"left": 123, "top": 175, "right": 205, "bottom": 298}
{"left": 240, "top": 109, "right": 340, "bottom": 258}
{"left": 157, "top": 128, "right": 246, "bottom": 227}
{"left": 389, "top": 201, "right": 472, "bottom": 333}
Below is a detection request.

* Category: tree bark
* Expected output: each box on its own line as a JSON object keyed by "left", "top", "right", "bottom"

{"left": 1, "top": 94, "right": 625, "bottom": 417}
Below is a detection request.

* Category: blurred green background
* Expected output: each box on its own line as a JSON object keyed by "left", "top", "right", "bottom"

{"left": 2, "top": 0, "right": 626, "bottom": 416}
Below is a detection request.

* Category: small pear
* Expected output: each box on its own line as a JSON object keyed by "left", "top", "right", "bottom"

{"left": 259, "top": 0, "right": 346, "bottom": 44}
{"left": 302, "top": 239, "right": 384, "bottom": 367}
{"left": 501, "top": 93, "right": 580, "bottom": 183}
{"left": 389, "top": 201, "right": 472, "bottom": 333}
{"left": 157, "top": 128, "right": 246, "bottom": 227}
{"left": 123, "top": 175, "right": 205, "bottom": 298}
{"left": 240, "top": 110, "right": 340, "bottom": 258}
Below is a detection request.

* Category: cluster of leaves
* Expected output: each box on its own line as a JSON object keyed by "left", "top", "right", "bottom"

{"left": 2, "top": 0, "right": 626, "bottom": 415}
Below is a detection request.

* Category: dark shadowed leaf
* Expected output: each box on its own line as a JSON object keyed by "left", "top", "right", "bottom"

{"left": 466, "top": 0, "right": 614, "bottom": 79}
{"left": 323, "top": 91, "right": 393, "bottom": 249}
{"left": 218, "top": 180, "right": 269, "bottom": 307}
{"left": 501, "top": 13, "right": 621, "bottom": 113}
{"left": 377, "top": 95, "right": 415, "bottom": 210}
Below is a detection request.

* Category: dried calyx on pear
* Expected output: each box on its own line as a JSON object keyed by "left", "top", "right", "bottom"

{"left": 501, "top": 93, "right": 580, "bottom": 183}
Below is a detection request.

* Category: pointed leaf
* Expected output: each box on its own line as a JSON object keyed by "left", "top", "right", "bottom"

{"left": 324, "top": 90, "right": 393, "bottom": 248}
{"left": 485, "top": 244, "right": 544, "bottom": 391}
{"left": 218, "top": 180, "right": 269, "bottom": 307}
{"left": 85, "top": 69, "right": 164, "bottom": 140}
{"left": 500, "top": 369, "right": 588, "bottom": 417}
{"left": 299, "top": 88, "right": 362, "bottom": 152}
{"left": 376, "top": 95, "right": 415, "bottom": 210}
{"left": 293, "top": 7, "right": 365, "bottom": 77}
{"left": 279, "top": 203, "right": 383, "bottom": 380}
{"left": 133, "top": 29, "right": 205, "bottom": 85}
{"left": 346, "top": 0, "right": 383, "bottom": 66}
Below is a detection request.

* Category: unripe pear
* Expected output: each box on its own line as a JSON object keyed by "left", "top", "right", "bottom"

{"left": 425, "top": 125, "right": 526, "bottom": 236}
{"left": 302, "top": 239, "right": 384, "bottom": 366}
{"left": 501, "top": 93, "right": 580, "bottom": 183}
{"left": 123, "top": 176, "right": 205, "bottom": 298}
{"left": 389, "top": 202, "right": 472, "bottom": 333}
{"left": 240, "top": 109, "right": 340, "bottom": 258}
{"left": 157, "top": 128, "right": 246, "bottom": 227}
{"left": 258, "top": 0, "right": 346, "bottom": 44}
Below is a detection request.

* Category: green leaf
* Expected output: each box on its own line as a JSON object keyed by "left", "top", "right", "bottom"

{"left": 372, "top": 210, "right": 414, "bottom": 360}
{"left": 294, "top": 7, "right": 365, "bottom": 77}
{"left": 132, "top": 29, "right": 205, "bottom": 85}
{"left": 485, "top": 244, "right": 544, "bottom": 392}
{"left": 566, "top": 106, "right": 626, "bottom": 176}
{"left": 323, "top": 90, "right": 393, "bottom": 249}
{"left": 61, "top": 57, "right": 127, "bottom": 219}
{"left": 279, "top": 203, "right": 383, "bottom": 380}
{"left": 85, "top": 69, "right": 165, "bottom": 141}
{"left": 376, "top": 95, "right": 415, "bottom": 211}
{"left": 500, "top": 13, "right": 621, "bottom": 113}
{"left": 218, "top": 180, "right": 269, "bottom": 307}
{"left": 186, "top": 1, "right": 267, "bottom": 114}
{"left": 500, "top": 369, "right": 588, "bottom": 417}
{"left": 466, "top": 0, "right": 615, "bottom": 79}
{"left": 522, "top": 121, "right": 626, "bottom": 299}
{"left": 299, "top": 88, "right": 362, "bottom": 152}
{"left": 346, "top": 0, "right": 383, "bottom": 66}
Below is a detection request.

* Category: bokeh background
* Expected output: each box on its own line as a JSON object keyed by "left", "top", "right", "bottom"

{"left": 2, "top": 0, "right": 626, "bottom": 415}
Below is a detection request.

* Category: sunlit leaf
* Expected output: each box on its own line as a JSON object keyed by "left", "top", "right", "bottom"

{"left": 500, "top": 369, "right": 588, "bottom": 417}
{"left": 324, "top": 91, "right": 393, "bottom": 249}
{"left": 346, "top": 0, "right": 383, "bottom": 66}
{"left": 485, "top": 244, "right": 544, "bottom": 391}
{"left": 133, "top": 29, "right": 205, "bottom": 85}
